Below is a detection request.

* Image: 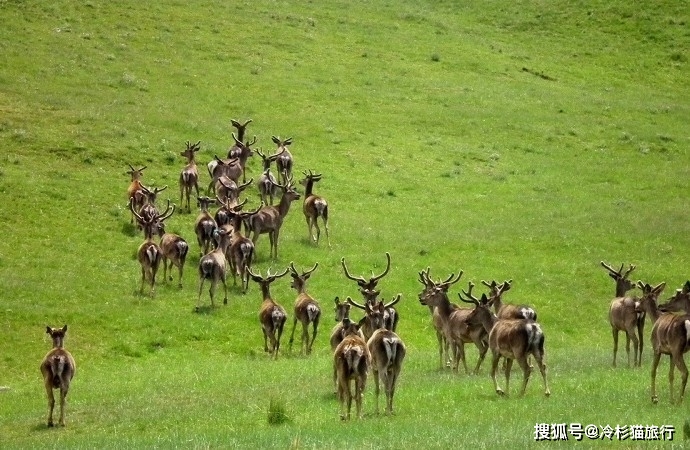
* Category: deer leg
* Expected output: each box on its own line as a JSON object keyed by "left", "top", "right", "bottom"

{"left": 517, "top": 357, "right": 532, "bottom": 396}
{"left": 626, "top": 327, "right": 639, "bottom": 369}
{"left": 625, "top": 333, "right": 632, "bottom": 368}
{"left": 355, "top": 377, "right": 364, "bottom": 419}
{"left": 387, "top": 369, "right": 398, "bottom": 415}
{"left": 301, "top": 322, "right": 309, "bottom": 355}
{"left": 150, "top": 263, "right": 158, "bottom": 296}
{"left": 197, "top": 278, "right": 206, "bottom": 310}
{"left": 473, "top": 338, "right": 488, "bottom": 375}
{"left": 312, "top": 218, "right": 320, "bottom": 244}
{"left": 288, "top": 318, "right": 298, "bottom": 353}
{"left": 58, "top": 383, "right": 69, "bottom": 426}
{"left": 458, "top": 343, "right": 470, "bottom": 375}
{"left": 45, "top": 383, "right": 55, "bottom": 427}
{"left": 611, "top": 327, "right": 619, "bottom": 367}
{"left": 308, "top": 319, "right": 319, "bottom": 355}
{"left": 650, "top": 351, "right": 662, "bottom": 403}
{"left": 504, "top": 358, "right": 514, "bottom": 396}
{"left": 177, "top": 261, "right": 184, "bottom": 289}
{"left": 274, "top": 323, "right": 284, "bottom": 359}
{"left": 208, "top": 280, "right": 216, "bottom": 308}
{"left": 675, "top": 353, "right": 689, "bottom": 404}
{"left": 372, "top": 368, "right": 380, "bottom": 415}
{"left": 436, "top": 330, "right": 445, "bottom": 370}
{"left": 140, "top": 266, "right": 146, "bottom": 294}
{"left": 668, "top": 355, "right": 676, "bottom": 404}
{"left": 491, "top": 351, "right": 503, "bottom": 395}
{"left": 637, "top": 318, "right": 645, "bottom": 367}
{"left": 221, "top": 273, "right": 228, "bottom": 305}
{"left": 534, "top": 351, "right": 550, "bottom": 396}
{"left": 262, "top": 327, "right": 269, "bottom": 353}
{"left": 323, "top": 216, "right": 331, "bottom": 247}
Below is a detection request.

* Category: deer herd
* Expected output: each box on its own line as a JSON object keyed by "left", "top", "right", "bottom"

{"left": 37, "top": 118, "right": 690, "bottom": 427}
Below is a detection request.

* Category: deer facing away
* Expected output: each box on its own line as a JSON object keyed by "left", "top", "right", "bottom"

{"left": 300, "top": 169, "right": 331, "bottom": 247}
{"left": 40, "top": 325, "right": 76, "bottom": 427}
{"left": 249, "top": 267, "right": 289, "bottom": 359}
{"left": 333, "top": 319, "right": 371, "bottom": 420}
{"left": 601, "top": 261, "right": 642, "bottom": 367}
{"left": 287, "top": 262, "right": 321, "bottom": 355}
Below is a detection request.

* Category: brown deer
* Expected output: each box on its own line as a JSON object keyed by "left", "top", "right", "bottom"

{"left": 272, "top": 135, "right": 294, "bottom": 184}
{"left": 420, "top": 281, "right": 488, "bottom": 375}
{"left": 330, "top": 296, "right": 361, "bottom": 351}
{"left": 601, "top": 261, "right": 642, "bottom": 367}
{"left": 248, "top": 267, "right": 290, "bottom": 359}
{"left": 346, "top": 290, "right": 401, "bottom": 336}
{"left": 227, "top": 119, "right": 252, "bottom": 158}
{"left": 658, "top": 281, "right": 690, "bottom": 313}
{"left": 333, "top": 318, "right": 371, "bottom": 420}
{"left": 341, "top": 252, "right": 391, "bottom": 292}
{"left": 206, "top": 155, "right": 240, "bottom": 195}
{"left": 153, "top": 202, "right": 188, "bottom": 288}
{"left": 179, "top": 140, "right": 201, "bottom": 213}
{"left": 194, "top": 196, "right": 217, "bottom": 257}
{"left": 367, "top": 320, "right": 406, "bottom": 416}
{"left": 215, "top": 175, "right": 253, "bottom": 205}
{"left": 463, "top": 292, "right": 550, "bottom": 397}
{"left": 129, "top": 199, "right": 173, "bottom": 296}
{"left": 287, "top": 262, "right": 322, "bottom": 355}
{"left": 245, "top": 175, "right": 301, "bottom": 260}
{"left": 255, "top": 147, "right": 284, "bottom": 205}
{"left": 418, "top": 268, "right": 463, "bottom": 369}
{"left": 126, "top": 164, "right": 147, "bottom": 224}
{"left": 481, "top": 279, "right": 537, "bottom": 320}
{"left": 138, "top": 185, "right": 168, "bottom": 222}
{"left": 40, "top": 325, "right": 76, "bottom": 427}
{"left": 196, "top": 227, "right": 232, "bottom": 310}
{"left": 299, "top": 170, "right": 331, "bottom": 247}
{"left": 226, "top": 204, "right": 257, "bottom": 293}
{"left": 636, "top": 281, "right": 690, "bottom": 404}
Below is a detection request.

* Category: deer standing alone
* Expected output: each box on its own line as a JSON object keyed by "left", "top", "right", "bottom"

{"left": 636, "top": 281, "right": 690, "bottom": 404}
{"left": 248, "top": 267, "right": 289, "bottom": 359}
{"left": 196, "top": 227, "right": 232, "bottom": 310}
{"left": 333, "top": 318, "right": 370, "bottom": 420}
{"left": 601, "top": 261, "right": 642, "bottom": 367}
{"left": 40, "top": 325, "right": 76, "bottom": 427}
{"left": 300, "top": 170, "right": 331, "bottom": 247}
{"left": 463, "top": 292, "right": 550, "bottom": 397}
{"left": 179, "top": 140, "right": 201, "bottom": 213}
{"left": 287, "top": 262, "right": 321, "bottom": 355}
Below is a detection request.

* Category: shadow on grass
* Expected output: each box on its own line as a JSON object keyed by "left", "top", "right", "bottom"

{"left": 121, "top": 222, "right": 139, "bottom": 237}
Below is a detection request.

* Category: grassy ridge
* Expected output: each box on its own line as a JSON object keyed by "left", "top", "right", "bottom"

{"left": 0, "top": 0, "right": 689, "bottom": 448}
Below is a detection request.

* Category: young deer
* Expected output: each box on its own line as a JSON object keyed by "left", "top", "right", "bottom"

{"left": 418, "top": 268, "right": 463, "bottom": 369}
{"left": 129, "top": 199, "right": 173, "bottom": 296}
{"left": 196, "top": 227, "right": 232, "bottom": 310}
{"left": 153, "top": 202, "right": 189, "bottom": 288}
{"left": 245, "top": 175, "right": 301, "bottom": 260}
{"left": 341, "top": 252, "right": 391, "bottom": 292}
{"left": 463, "top": 293, "right": 550, "bottom": 397}
{"left": 255, "top": 147, "right": 284, "bottom": 205}
{"left": 194, "top": 196, "right": 217, "bottom": 257}
{"left": 248, "top": 267, "right": 290, "bottom": 359}
{"left": 333, "top": 318, "right": 371, "bottom": 420}
{"left": 367, "top": 317, "right": 406, "bottom": 416}
{"left": 40, "top": 325, "right": 76, "bottom": 427}
{"left": 601, "top": 261, "right": 642, "bottom": 367}
{"left": 272, "top": 135, "right": 293, "bottom": 184}
{"left": 636, "top": 281, "right": 690, "bottom": 404}
{"left": 300, "top": 170, "right": 331, "bottom": 247}
{"left": 126, "top": 164, "right": 147, "bottom": 224}
{"left": 287, "top": 262, "right": 322, "bottom": 355}
{"left": 179, "top": 140, "right": 201, "bottom": 213}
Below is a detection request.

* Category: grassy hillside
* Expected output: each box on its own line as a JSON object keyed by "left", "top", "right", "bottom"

{"left": 0, "top": 0, "right": 688, "bottom": 448}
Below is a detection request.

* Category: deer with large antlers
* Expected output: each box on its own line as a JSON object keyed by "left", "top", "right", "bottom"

{"left": 215, "top": 175, "right": 253, "bottom": 206}
{"left": 481, "top": 280, "right": 537, "bottom": 321}
{"left": 206, "top": 119, "right": 253, "bottom": 186}
{"left": 248, "top": 267, "right": 290, "bottom": 359}
{"left": 463, "top": 291, "right": 550, "bottom": 397}
{"left": 206, "top": 155, "right": 239, "bottom": 195}
{"left": 245, "top": 174, "right": 301, "bottom": 260}
{"left": 226, "top": 203, "right": 257, "bottom": 293}
{"left": 129, "top": 199, "right": 173, "bottom": 296}
{"left": 341, "top": 252, "right": 391, "bottom": 292}
{"left": 347, "top": 290, "right": 401, "bottom": 337}
{"left": 287, "top": 262, "right": 322, "bottom": 355}
{"left": 227, "top": 119, "right": 252, "bottom": 158}
{"left": 272, "top": 135, "right": 294, "bottom": 184}
{"left": 40, "top": 325, "right": 76, "bottom": 427}
{"left": 418, "top": 268, "right": 462, "bottom": 369}
{"left": 138, "top": 185, "right": 169, "bottom": 223}
{"left": 194, "top": 196, "right": 217, "bottom": 257}
{"left": 255, "top": 147, "right": 284, "bottom": 205}
{"left": 126, "top": 164, "right": 147, "bottom": 224}
{"left": 153, "top": 202, "right": 188, "bottom": 288}
{"left": 300, "top": 170, "right": 331, "bottom": 247}
{"left": 179, "top": 140, "right": 201, "bottom": 213}
{"left": 196, "top": 227, "right": 233, "bottom": 310}
{"left": 601, "top": 261, "right": 643, "bottom": 367}
{"left": 635, "top": 281, "right": 690, "bottom": 404}
{"left": 333, "top": 318, "right": 370, "bottom": 420}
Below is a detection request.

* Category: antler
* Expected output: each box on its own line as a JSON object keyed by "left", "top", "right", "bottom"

{"left": 384, "top": 294, "right": 402, "bottom": 309}
{"left": 600, "top": 261, "right": 623, "bottom": 277}
{"left": 341, "top": 257, "right": 367, "bottom": 284}
{"left": 459, "top": 282, "right": 480, "bottom": 305}
{"left": 371, "top": 252, "right": 391, "bottom": 282}
{"left": 127, "top": 198, "right": 144, "bottom": 222}
{"left": 157, "top": 199, "right": 175, "bottom": 222}
{"left": 346, "top": 296, "right": 367, "bottom": 310}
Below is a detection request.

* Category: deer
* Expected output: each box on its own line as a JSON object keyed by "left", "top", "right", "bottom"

{"left": 420, "top": 280, "right": 488, "bottom": 375}
{"left": 138, "top": 185, "right": 168, "bottom": 221}
{"left": 658, "top": 281, "right": 690, "bottom": 313}
{"left": 206, "top": 155, "right": 240, "bottom": 195}
{"left": 248, "top": 267, "right": 290, "bottom": 359}
{"left": 179, "top": 140, "right": 201, "bottom": 213}
{"left": 365, "top": 301, "right": 407, "bottom": 415}
{"left": 126, "top": 164, "right": 147, "bottom": 224}
{"left": 196, "top": 227, "right": 233, "bottom": 310}
{"left": 227, "top": 119, "right": 253, "bottom": 158}
{"left": 333, "top": 318, "right": 371, "bottom": 420}
{"left": 255, "top": 147, "right": 284, "bottom": 205}
{"left": 225, "top": 133, "right": 256, "bottom": 183}
{"left": 287, "top": 262, "right": 321, "bottom": 355}
{"left": 40, "top": 325, "right": 76, "bottom": 427}
{"left": 418, "top": 268, "right": 462, "bottom": 369}
{"left": 226, "top": 203, "right": 257, "bottom": 293}
{"left": 635, "top": 281, "right": 690, "bottom": 404}
{"left": 481, "top": 280, "right": 537, "bottom": 320}
{"left": 601, "top": 261, "right": 643, "bottom": 367}
{"left": 330, "top": 296, "right": 363, "bottom": 352}
{"left": 215, "top": 175, "right": 253, "bottom": 206}
{"left": 463, "top": 291, "right": 550, "bottom": 397}
{"left": 194, "top": 196, "right": 217, "bottom": 257}
{"left": 153, "top": 201, "right": 188, "bottom": 288}
{"left": 129, "top": 198, "right": 173, "bottom": 296}
{"left": 341, "top": 252, "right": 391, "bottom": 292}
{"left": 245, "top": 174, "right": 301, "bottom": 260}
{"left": 271, "top": 135, "right": 294, "bottom": 184}
{"left": 299, "top": 169, "right": 331, "bottom": 247}
{"left": 346, "top": 290, "right": 401, "bottom": 337}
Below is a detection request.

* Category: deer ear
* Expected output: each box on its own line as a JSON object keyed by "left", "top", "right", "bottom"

{"left": 62, "top": 325, "right": 68, "bottom": 332}
{"left": 46, "top": 326, "right": 52, "bottom": 334}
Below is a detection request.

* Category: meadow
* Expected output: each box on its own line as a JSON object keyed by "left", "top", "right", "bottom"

{"left": 0, "top": 0, "right": 688, "bottom": 448}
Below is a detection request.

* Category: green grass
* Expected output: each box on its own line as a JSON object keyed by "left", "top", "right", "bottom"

{"left": 0, "top": 0, "right": 689, "bottom": 448}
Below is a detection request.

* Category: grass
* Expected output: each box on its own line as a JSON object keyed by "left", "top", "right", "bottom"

{"left": 0, "top": 0, "right": 689, "bottom": 448}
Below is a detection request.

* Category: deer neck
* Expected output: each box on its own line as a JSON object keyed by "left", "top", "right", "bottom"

{"left": 278, "top": 194, "right": 294, "bottom": 217}
{"left": 642, "top": 297, "right": 662, "bottom": 323}
{"left": 615, "top": 281, "right": 630, "bottom": 297}
{"left": 52, "top": 336, "right": 64, "bottom": 348}
{"left": 433, "top": 292, "right": 454, "bottom": 318}
{"left": 260, "top": 285, "right": 273, "bottom": 301}
{"left": 304, "top": 180, "right": 314, "bottom": 198}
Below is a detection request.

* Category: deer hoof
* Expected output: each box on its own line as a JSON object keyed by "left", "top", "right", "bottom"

{"left": 545, "top": 390, "right": 551, "bottom": 397}
{"left": 651, "top": 395, "right": 659, "bottom": 404}
{"left": 496, "top": 389, "right": 505, "bottom": 396}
